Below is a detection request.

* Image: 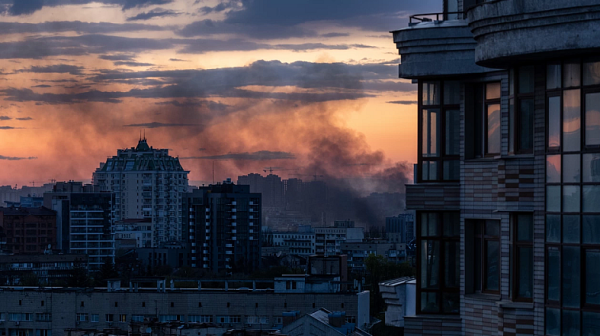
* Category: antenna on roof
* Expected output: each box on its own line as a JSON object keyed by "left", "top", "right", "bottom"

{"left": 144, "top": 129, "right": 146, "bottom": 141}
{"left": 139, "top": 130, "right": 141, "bottom": 141}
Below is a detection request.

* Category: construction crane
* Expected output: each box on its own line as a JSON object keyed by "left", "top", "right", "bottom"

{"left": 263, "top": 167, "right": 298, "bottom": 174}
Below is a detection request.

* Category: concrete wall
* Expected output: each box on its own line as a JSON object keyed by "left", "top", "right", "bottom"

{"left": 469, "top": 0, "right": 600, "bottom": 67}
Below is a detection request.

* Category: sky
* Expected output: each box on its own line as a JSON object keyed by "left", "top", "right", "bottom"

{"left": 0, "top": 0, "right": 439, "bottom": 188}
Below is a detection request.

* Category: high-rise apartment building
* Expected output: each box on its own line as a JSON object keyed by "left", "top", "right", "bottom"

{"left": 0, "top": 207, "right": 57, "bottom": 254}
{"left": 92, "top": 138, "right": 189, "bottom": 244}
{"left": 392, "top": 1, "right": 600, "bottom": 335}
{"left": 385, "top": 213, "right": 415, "bottom": 244}
{"left": 183, "top": 179, "right": 261, "bottom": 273}
{"left": 44, "top": 182, "right": 115, "bottom": 269}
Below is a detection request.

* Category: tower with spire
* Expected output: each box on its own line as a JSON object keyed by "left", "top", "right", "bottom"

{"left": 92, "top": 136, "right": 189, "bottom": 245}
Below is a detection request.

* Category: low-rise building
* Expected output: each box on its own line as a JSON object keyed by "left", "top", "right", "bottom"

{"left": 0, "top": 278, "right": 369, "bottom": 336}
{"left": 340, "top": 242, "right": 406, "bottom": 270}
{"left": 272, "top": 231, "right": 315, "bottom": 256}
{"left": 314, "top": 227, "right": 364, "bottom": 256}
{"left": 378, "top": 277, "right": 416, "bottom": 328}
{"left": 0, "top": 254, "right": 88, "bottom": 285}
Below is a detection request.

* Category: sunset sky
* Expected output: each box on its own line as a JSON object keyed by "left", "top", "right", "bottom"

{"left": 0, "top": 0, "right": 439, "bottom": 187}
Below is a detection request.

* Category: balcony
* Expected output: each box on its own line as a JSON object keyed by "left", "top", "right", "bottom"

{"left": 391, "top": 12, "right": 491, "bottom": 79}
{"left": 468, "top": 0, "right": 600, "bottom": 68}
{"left": 405, "top": 183, "right": 459, "bottom": 210}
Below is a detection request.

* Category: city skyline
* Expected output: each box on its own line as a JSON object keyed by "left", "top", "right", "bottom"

{"left": 0, "top": 0, "right": 439, "bottom": 187}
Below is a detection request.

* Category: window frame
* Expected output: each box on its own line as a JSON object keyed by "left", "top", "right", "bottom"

{"left": 484, "top": 83, "right": 502, "bottom": 157}
{"left": 509, "top": 66, "right": 536, "bottom": 154}
{"left": 416, "top": 211, "right": 460, "bottom": 315}
{"left": 511, "top": 214, "right": 534, "bottom": 302}
{"left": 418, "top": 81, "right": 461, "bottom": 182}
{"left": 470, "top": 219, "right": 501, "bottom": 295}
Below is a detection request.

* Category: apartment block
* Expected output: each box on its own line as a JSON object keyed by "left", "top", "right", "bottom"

{"left": 314, "top": 227, "right": 364, "bottom": 256}
{"left": 92, "top": 138, "right": 189, "bottom": 244}
{"left": 44, "top": 182, "right": 115, "bottom": 269}
{"left": 0, "top": 278, "right": 369, "bottom": 336}
{"left": 391, "top": 0, "right": 600, "bottom": 335}
{"left": 182, "top": 179, "right": 261, "bottom": 273}
{"left": 385, "top": 213, "right": 414, "bottom": 244}
{"left": 272, "top": 231, "right": 315, "bottom": 256}
{"left": 0, "top": 207, "right": 57, "bottom": 254}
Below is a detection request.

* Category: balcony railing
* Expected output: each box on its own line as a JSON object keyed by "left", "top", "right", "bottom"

{"left": 409, "top": 12, "right": 464, "bottom": 25}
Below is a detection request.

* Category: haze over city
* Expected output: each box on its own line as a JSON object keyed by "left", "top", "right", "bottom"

{"left": 0, "top": 0, "right": 439, "bottom": 188}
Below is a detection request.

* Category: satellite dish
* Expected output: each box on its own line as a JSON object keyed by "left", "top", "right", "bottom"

{"left": 145, "top": 328, "right": 152, "bottom": 333}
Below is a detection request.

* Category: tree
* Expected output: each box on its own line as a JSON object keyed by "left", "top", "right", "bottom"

{"left": 68, "top": 265, "right": 91, "bottom": 287}
{"left": 20, "top": 272, "right": 39, "bottom": 286}
{"left": 94, "top": 257, "right": 119, "bottom": 286}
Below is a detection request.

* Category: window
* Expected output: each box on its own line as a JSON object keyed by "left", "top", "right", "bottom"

{"left": 36, "top": 330, "right": 51, "bottom": 336}
{"left": 91, "top": 314, "right": 99, "bottom": 323}
{"left": 105, "top": 314, "right": 114, "bottom": 322}
{"left": 467, "top": 219, "right": 500, "bottom": 294}
{"left": 545, "top": 58, "right": 600, "bottom": 336}
{"left": 76, "top": 313, "right": 88, "bottom": 322}
{"left": 509, "top": 66, "right": 535, "bottom": 153}
{"left": 188, "top": 315, "right": 212, "bottom": 323}
{"left": 119, "top": 314, "right": 127, "bottom": 322}
{"left": 419, "top": 81, "right": 460, "bottom": 181}
{"left": 9, "top": 313, "right": 32, "bottom": 322}
{"left": 159, "top": 315, "right": 182, "bottom": 322}
{"left": 216, "top": 316, "right": 241, "bottom": 324}
{"left": 511, "top": 214, "right": 533, "bottom": 301}
{"left": 36, "top": 314, "right": 51, "bottom": 322}
{"left": 131, "top": 315, "right": 144, "bottom": 322}
{"left": 417, "top": 212, "right": 460, "bottom": 314}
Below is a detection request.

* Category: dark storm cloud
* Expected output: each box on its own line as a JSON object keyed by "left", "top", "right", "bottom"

{"left": 182, "top": 151, "right": 295, "bottom": 161}
{"left": 387, "top": 100, "right": 417, "bottom": 105}
{"left": 197, "top": 0, "right": 239, "bottom": 14}
{"left": 0, "top": 0, "right": 175, "bottom": 15}
{"left": 123, "top": 122, "right": 199, "bottom": 128}
{"left": 0, "top": 155, "right": 37, "bottom": 160}
{"left": 127, "top": 8, "right": 180, "bottom": 21}
{"left": 16, "top": 117, "right": 33, "bottom": 120}
{"left": 18, "top": 64, "right": 84, "bottom": 75}
{"left": 320, "top": 32, "right": 350, "bottom": 38}
{"left": 32, "top": 85, "right": 52, "bottom": 88}
{"left": 0, "top": 21, "right": 166, "bottom": 35}
{"left": 0, "top": 33, "right": 377, "bottom": 60}
{"left": 99, "top": 54, "right": 136, "bottom": 61}
{"left": 1, "top": 60, "right": 388, "bottom": 104}
{"left": 0, "top": 126, "right": 22, "bottom": 129}
{"left": 169, "top": 58, "right": 188, "bottom": 62}
{"left": 0, "top": 115, "right": 11, "bottom": 120}
{"left": 363, "top": 80, "right": 416, "bottom": 92}
{"left": 113, "top": 61, "right": 154, "bottom": 67}
{"left": 179, "top": 39, "right": 377, "bottom": 54}
{"left": 155, "top": 100, "right": 230, "bottom": 110}
{"left": 177, "top": 19, "right": 317, "bottom": 40}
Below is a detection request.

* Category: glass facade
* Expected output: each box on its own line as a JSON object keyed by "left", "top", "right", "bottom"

{"left": 546, "top": 58, "right": 600, "bottom": 336}
{"left": 417, "top": 212, "right": 460, "bottom": 314}
{"left": 419, "top": 81, "right": 460, "bottom": 181}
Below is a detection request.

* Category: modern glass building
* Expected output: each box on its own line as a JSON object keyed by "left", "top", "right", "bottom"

{"left": 391, "top": 0, "right": 600, "bottom": 335}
